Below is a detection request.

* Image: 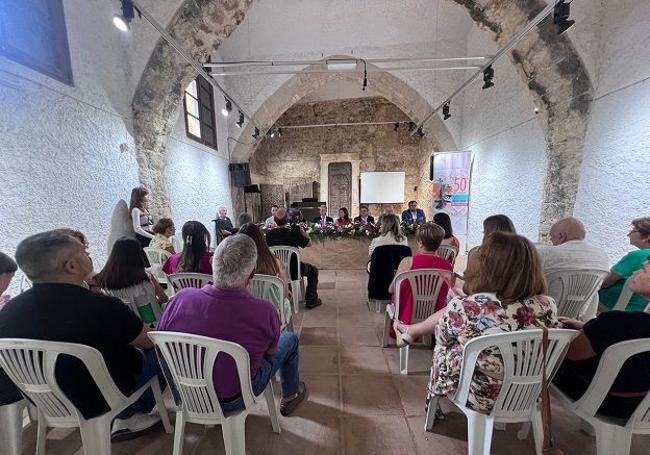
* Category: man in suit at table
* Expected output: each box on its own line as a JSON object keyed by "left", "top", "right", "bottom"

{"left": 312, "top": 205, "right": 333, "bottom": 226}
{"left": 401, "top": 200, "right": 426, "bottom": 225}
{"left": 354, "top": 205, "right": 375, "bottom": 225}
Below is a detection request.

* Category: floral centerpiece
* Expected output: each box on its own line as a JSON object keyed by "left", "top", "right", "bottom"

{"left": 260, "top": 220, "right": 418, "bottom": 241}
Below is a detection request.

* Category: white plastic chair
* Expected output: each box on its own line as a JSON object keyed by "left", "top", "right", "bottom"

{"left": 0, "top": 339, "right": 172, "bottom": 455}
{"left": 546, "top": 269, "right": 608, "bottom": 319}
{"left": 148, "top": 332, "right": 281, "bottom": 455}
{"left": 612, "top": 276, "right": 649, "bottom": 312}
{"left": 437, "top": 245, "right": 459, "bottom": 265}
{"left": 0, "top": 398, "right": 27, "bottom": 455}
{"left": 552, "top": 338, "right": 650, "bottom": 455}
{"left": 247, "top": 274, "right": 292, "bottom": 330}
{"left": 424, "top": 329, "right": 577, "bottom": 455}
{"left": 168, "top": 273, "right": 213, "bottom": 293}
{"left": 382, "top": 268, "right": 453, "bottom": 374}
{"left": 144, "top": 247, "right": 172, "bottom": 286}
{"left": 269, "top": 246, "right": 303, "bottom": 313}
{"left": 104, "top": 285, "right": 162, "bottom": 325}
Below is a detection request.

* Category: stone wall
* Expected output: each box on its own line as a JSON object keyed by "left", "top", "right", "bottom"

{"left": 250, "top": 97, "right": 431, "bottom": 219}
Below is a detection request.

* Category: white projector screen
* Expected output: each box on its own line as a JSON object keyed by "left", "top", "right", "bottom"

{"left": 360, "top": 172, "right": 405, "bottom": 203}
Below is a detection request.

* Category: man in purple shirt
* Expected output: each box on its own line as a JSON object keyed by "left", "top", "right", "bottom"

{"left": 158, "top": 234, "right": 306, "bottom": 416}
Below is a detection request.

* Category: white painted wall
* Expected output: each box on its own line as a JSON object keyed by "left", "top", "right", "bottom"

{"left": 574, "top": 0, "right": 650, "bottom": 262}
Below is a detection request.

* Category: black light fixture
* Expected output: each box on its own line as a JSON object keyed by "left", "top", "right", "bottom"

{"left": 442, "top": 102, "right": 451, "bottom": 120}
{"left": 277, "top": 128, "right": 283, "bottom": 138}
{"left": 252, "top": 127, "right": 260, "bottom": 139}
{"left": 417, "top": 126, "right": 424, "bottom": 138}
{"left": 236, "top": 111, "right": 245, "bottom": 128}
{"left": 394, "top": 122, "right": 399, "bottom": 131}
{"left": 553, "top": 0, "right": 575, "bottom": 35}
{"left": 269, "top": 129, "right": 276, "bottom": 139}
{"left": 482, "top": 65, "right": 494, "bottom": 89}
{"left": 113, "top": 0, "right": 135, "bottom": 32}
{"left": 408, "top": 122, "right": 415, "bottom": 132}
{"left": 221, "top": 97, "right": 232, "bottom": 117}
{"left": 362, "top": 60, "right": 368, "bottom": 91}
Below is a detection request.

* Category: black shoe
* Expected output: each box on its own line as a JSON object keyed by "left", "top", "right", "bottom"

{"left": 305, "top": 298, "right": 322, "bottom": 309}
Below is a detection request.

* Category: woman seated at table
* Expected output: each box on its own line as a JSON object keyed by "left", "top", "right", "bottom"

{"left": 369, "top": 214, "right": 409, "bottom": 257}
{"left": 554, "top": 260, "right": 650, "bottom": 418}
{"left": 162, "top": 221, "right": 213, "bottom": 275}
{"left": 394, "top": 232, "right": 559, "bottom": 413}
{"left": 239, "top": 223, "right": 293, "bottom": 324}
{"left": 464, "top": 214, "right": 516, "bottom": 292}
{"left": 335, "top": 207, "right": 352, "bottom": 227}
{"left": 433, "top": 212, "right": 460, "bottom": 249}
{"left": 599, "top": 217, "right": 650, "bottom": 312}
{"left": 95, "top": 237, "right": 168, "bottom": 325}
{"left": 388, "top": 223, "right": 453, "bottom": 340}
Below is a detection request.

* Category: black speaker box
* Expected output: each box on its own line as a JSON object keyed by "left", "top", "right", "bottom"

{"left": 229, "top": 162, "right": 251, "bottom": 187}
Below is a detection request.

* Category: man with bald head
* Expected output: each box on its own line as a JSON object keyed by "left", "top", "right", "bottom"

{"left": 538, "top": 217, "right": 610, "bottom": 275}
{"left": 266, "top": 208, "right": 322, "bottom": 309}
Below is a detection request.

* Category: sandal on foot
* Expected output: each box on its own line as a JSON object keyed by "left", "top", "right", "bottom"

{"left": 393, "top": 322, "right": 414, "bottom": 348}
{"left": 280, "top": 382, "right": 307, "bottom": 416}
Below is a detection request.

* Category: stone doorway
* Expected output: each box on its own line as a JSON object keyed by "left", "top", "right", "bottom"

{"left": 328, "top": 162, "right": 352, "bottom": 216}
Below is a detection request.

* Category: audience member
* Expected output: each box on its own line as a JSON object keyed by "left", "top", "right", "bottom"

{"left": 354, "top": 205, "right": 375, "bottom": 225}
{"left": 237, "top": 212, "right": 253, "bottom": 227}
{"left": 149, "top": 218, "right": 176, "bottom": 253}
{"left": 388, "top": 223, "right": 453, "bottom": 340}
{"left": 401, "top": 200, "right": 426, "bottom": 225}
{"left": 369, "top": 214, "right": 409, "bottom": 257}
{"left": 239, "top": 223, "right": 293, "bottom": 324}
{"left": 162, "top": 221, "right": 213, "bottom": 275}
{"left": 335, "top": 207, "right": 352, "bottom": 226}
{"left": 433, "top": 212, "right": 460, "bottom": 249}
{"left": 0, "top": 230, "right": 165, "bottom": 437}
{"left": 537, "top": 217, "right": 609, "bottom": 274}
{"left": 599, "top": 217, "right": 650, "bottom": 312}
{"left": 214, "top": 206, "right": 235, "bottom": 246}
{"left": 395, "top": 232, "right": 559, "bottom": 413}
{"left": 0, "top": 252, "right": 17, "bottom": 312}
{"left": 266, "top": 208, "right": 322, "bottom": 309}
{"left": 129, "top": 186, "right": 154, "bottom": 250}
{"left": 312, "top": 205, "right": 333, "bottom": 225}
{"left": 95, "top": 237, "right": 168, "bottom": 325}
{"left": 464, "top": 214, "right": 516, "bottom": 292}
{"left": 54, "top": 228, "right": 101, "bottom": 293}
{"left": 554, "top": 260, "right": 650, "bottom": 418}
{"left": 264, "top": 204, "right": 279, "bottom": 228}
{"left": 157, "top": 234, "right": 306, "bottom": 416}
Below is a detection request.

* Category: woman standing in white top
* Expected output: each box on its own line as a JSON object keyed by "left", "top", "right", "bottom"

{"left": 130, "top": 186, "right": 154, "bottom": 250}
{"left": 369, "top": 214, "right": 409, "bottom": 256}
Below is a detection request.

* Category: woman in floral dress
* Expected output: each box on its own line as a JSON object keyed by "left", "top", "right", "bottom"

{"left": 394, "top": 231, "right": 559, "bottom": 413}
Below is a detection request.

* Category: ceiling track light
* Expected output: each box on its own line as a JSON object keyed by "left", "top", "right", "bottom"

{"left": 221, "top": 97, "right": 232, "bottom": 117}
{"left": 442, "top": 102, "right": 451, "bottom": 120}
{"left": 361, "top": 59, "right": 368, "bottom": 91}
{"left": 113, "top": 0, "right": 138, "bottom": 32}
{"left": 277, "top": 128, "right": 282, "bottom": 138}
{"left": 252, "top": 127, "right": 260, "bottom": 139}
{"left": 394, "top": 122, "right": 400, "bottom": 131}
{"left": 408, "top": 122, "right": 415, "bottom": 132}
{"left": 269, "top": 129, "right": 276, "bottom": 139}
{"left": 236, "top": 111, "right": 245, "bottom": 128}
{"left": 482, "top": 65, "right": 494, "bottom": 89}
{"left": 553, "top": 0, "right": 575, "bottom": 35}
{"left": 417, "top": 126, "right": 424, "bottom": 138}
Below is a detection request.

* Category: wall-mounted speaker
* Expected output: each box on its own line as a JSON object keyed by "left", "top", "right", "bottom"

{"left": 229, "top": 162, "right": 251, "bottom": 187}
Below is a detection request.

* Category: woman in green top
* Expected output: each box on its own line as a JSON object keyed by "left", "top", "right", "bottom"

{"left": 599, "top": 217, "right": 650, "bottom": 311}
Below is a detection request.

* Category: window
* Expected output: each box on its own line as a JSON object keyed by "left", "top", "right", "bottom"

{"left": 0, "top": 0, "right": 73, "bottom": 85}
{"left": 183, "top": 75, "right": 218, "bottom": 150}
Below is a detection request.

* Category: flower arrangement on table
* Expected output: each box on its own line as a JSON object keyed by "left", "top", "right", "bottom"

{"left": 260, "top": 221, "right": 417, "bottom": 241}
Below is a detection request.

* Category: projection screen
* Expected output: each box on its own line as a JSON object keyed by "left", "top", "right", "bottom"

{"left": 360, "top": 172, "right": 405, "bottom": 203}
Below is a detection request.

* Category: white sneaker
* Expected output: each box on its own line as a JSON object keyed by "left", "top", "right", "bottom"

{"left": 111, "top": 412, "right": 161, "bottom": 441}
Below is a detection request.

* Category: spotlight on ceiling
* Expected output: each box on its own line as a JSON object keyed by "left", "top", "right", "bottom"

{"left": 277, "top": 128, "right": 282, "bottom": 138}
{"left": 408, "top": 122, "right": 415, "bottom": 132}
{"left": 482, "top": 65, "right": 494, "bottom": 90}
{"left": 417, "top": 126, "right": 424, "bottom": 138}
{"left": 269, "top": 129, "right": 276, "bottom": 139}
{"left": 113, "top": 0, "right": 135, "bottom": 32}
{"left": 394, "top": 122, "right": 399, "bottom": 131}
{"left": 442, "top": 102, "right": 451, "bottom": 120}
{"left": 221, "top": 98, "right": 232, "bottom": 117}
{"left": 252, "top": 127, "right": 260, "bottom": 139}
{"left": 236, "top": 111, "right": 245, "bottom": 128}
{"left": 553, "top": 0, "right": 575, "bottom": 35}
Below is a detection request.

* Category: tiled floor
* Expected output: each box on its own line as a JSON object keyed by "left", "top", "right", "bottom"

{"left": 20, "top": 269, "right": 649, "bottom": 454}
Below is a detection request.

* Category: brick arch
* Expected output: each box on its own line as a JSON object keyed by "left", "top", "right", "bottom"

{"left": 231, "top": 58, "right": 458, "bottom": 163}
{"left": 131, "top": 0, "right": 253, "bottom": 216}
{"left": 451, "top": 0, "right": 594, "bottom": 235}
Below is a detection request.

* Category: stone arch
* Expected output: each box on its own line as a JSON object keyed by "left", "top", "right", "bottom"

{"left": 450, "top": 0, "right": 594, "bottom": 235}
{"left": 231, "top": 58, "right": 458, "bottom": 163}
{"left": 131, "top": 0, "right": 253, "bottom": 216}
